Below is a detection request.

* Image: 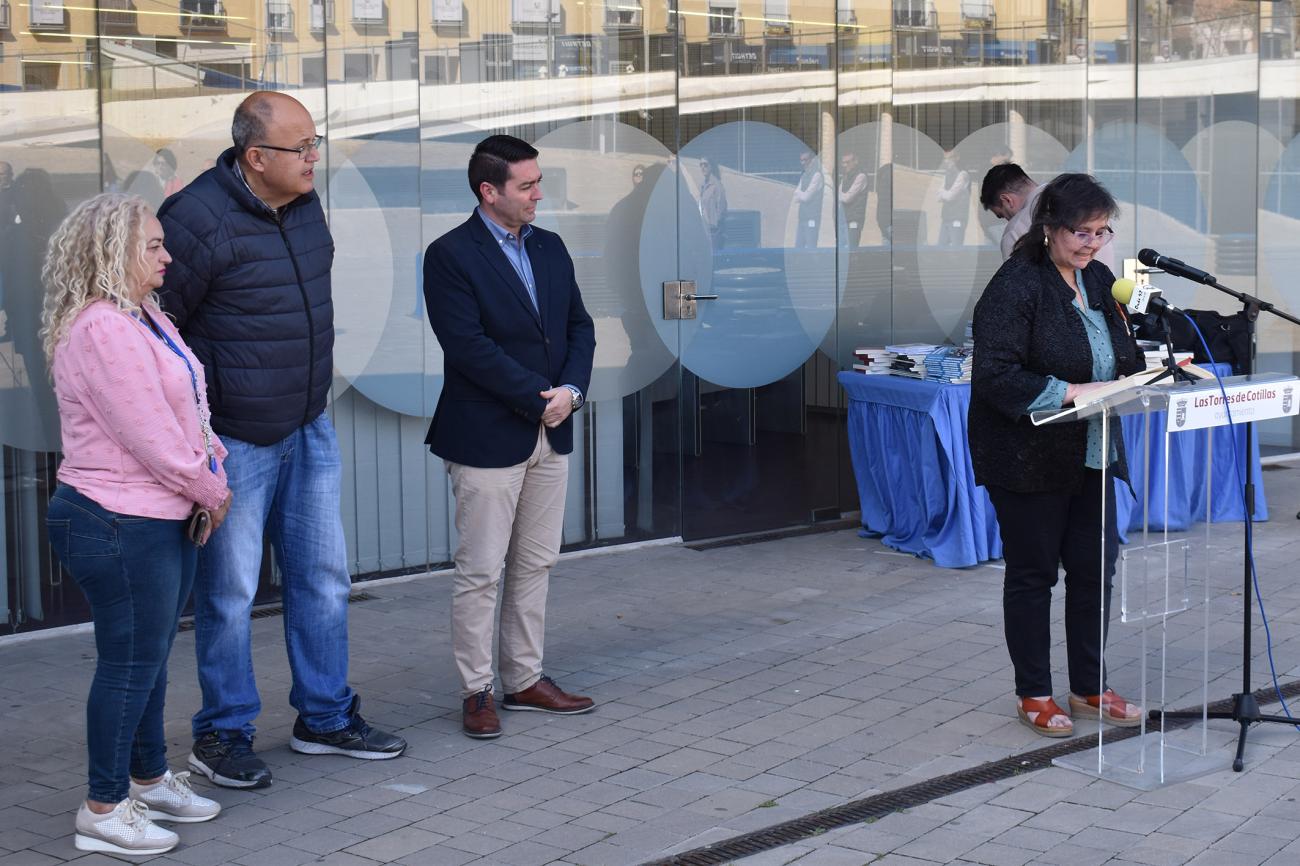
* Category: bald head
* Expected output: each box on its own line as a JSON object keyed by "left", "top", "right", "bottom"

{"left": 232, "top": 92, "right": 309, "bottom": 160}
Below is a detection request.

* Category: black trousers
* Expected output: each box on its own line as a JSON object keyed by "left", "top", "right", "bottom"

{"left": 986, "top": 469, "right": 1119, "bottom": 697}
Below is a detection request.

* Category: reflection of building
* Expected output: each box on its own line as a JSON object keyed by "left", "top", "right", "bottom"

{"left": 5, "top": 0, "right": 1288, "bottom": 93}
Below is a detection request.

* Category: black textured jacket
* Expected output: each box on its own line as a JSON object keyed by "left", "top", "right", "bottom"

{"left": 969, "top": 255, "right": 1144, "bottom": 494}
{"left": 156, "top": 147, "right": 334, "bottom": 446}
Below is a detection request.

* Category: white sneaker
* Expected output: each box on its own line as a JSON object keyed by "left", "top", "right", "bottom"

{"left": 130, "top": 769, "right": 221, "bottom": 823}
{"left": 74, "top": 799, "right": 179, "bottom": 855}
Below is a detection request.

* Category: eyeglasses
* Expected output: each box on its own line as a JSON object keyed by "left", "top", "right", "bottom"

{"left": 254, "top": 134, "right": 325, "bottom": 160}
{"left": 1069, "top": 226, "right": 1114, "bottom": 247}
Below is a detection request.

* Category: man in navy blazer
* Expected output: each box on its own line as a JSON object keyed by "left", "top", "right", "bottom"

{"left": 423, "top": 135, "right": 597, "bottom": 739}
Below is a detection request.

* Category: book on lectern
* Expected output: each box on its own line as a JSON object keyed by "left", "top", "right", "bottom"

{"left": 1030, "top": 360, "right": 1213, "bottom": 426}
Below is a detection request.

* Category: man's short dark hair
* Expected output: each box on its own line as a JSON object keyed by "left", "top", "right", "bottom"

{"left": 232, "top": 94, "right": 276, "bottom": 155}
{"left": 469, "top": 135, "right": 539, "bottom": 201}
{"left": 980, "top": 162, "right": 1032, "bottom": 210}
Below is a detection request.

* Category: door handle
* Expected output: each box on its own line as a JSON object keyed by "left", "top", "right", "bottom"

{"left": 664, "top": 281, "right": 716, "bottom": 320}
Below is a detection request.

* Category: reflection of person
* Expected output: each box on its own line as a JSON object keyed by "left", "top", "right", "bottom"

{"left": 990, "top": 144, "right": 1014, "bottom": 166}
{"left": 158, "top": 91, "right": 406, "bottom": 790}
{"left": 937, "top": 149, "right": 971, "bottom": 246}
{"left": 794, "top": 150, "right": 824, "bottom": 248}
{"left": 423, "top": 135, "right": 597, "bottom": 740}
{"left": 155, "top": 149, "right": 184, "bottom": 199}
{"left": 698, "top": 157, "right": 727, "bottom": 249}
{"left": 838, "top": 152, "right": 869, "bottom": 248}
{"left": 980, "top": 163, "right": 1044, "bottom": 261}
{"left": 41, "top": 194, "right": 229, "bottom": 856}
{"left": 632, "top": 163, "right": 646, "bottom": 187}
{"left": 874, "top": 161, "right": 892, "bottom": 243}
{"left": 969, "top": 173, "right": 1144, "bottom": 738}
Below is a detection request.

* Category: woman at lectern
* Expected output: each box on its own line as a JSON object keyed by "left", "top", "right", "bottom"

{"left": 969, "top": 173, "right": 1146, "bottom": 738}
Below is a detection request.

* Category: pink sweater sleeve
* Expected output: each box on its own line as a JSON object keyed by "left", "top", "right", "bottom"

{"left": 66, "top": 312, "right": 230, "bottom": 511}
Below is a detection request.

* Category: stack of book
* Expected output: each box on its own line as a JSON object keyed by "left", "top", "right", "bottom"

{"left": 923, "top": 346, "right": 974, "bottom": 383}
{"left": 851, "top": 347, "right": 896, "bottom": 374}
{"left": 885, "top": 344, "right": 939, "bottom": 379}
{"left": 1142, "top": 349, "right": 1194, "bottom": 369}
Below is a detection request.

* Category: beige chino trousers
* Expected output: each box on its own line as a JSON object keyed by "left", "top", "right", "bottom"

{"left": 446, "top": 427, "right": 569, "bottom": 698}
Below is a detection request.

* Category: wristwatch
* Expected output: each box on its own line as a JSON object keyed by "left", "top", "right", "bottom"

{"left": 563, "top": 385, "right": 584, "bottom": 411}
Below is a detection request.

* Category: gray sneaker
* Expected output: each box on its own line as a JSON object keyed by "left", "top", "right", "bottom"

{"left": 74, "top": 799, "right": 179, "bottom": 855}
{"left": 130, "top": 769, "right": 221, "bottom": 823}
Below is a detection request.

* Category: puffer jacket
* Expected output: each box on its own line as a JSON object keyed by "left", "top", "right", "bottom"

{"left": 157, "top": 147, "right": 334, "bottom": 446}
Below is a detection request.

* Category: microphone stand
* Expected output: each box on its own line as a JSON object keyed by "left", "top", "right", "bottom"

{"left": 1143, "top": 307, "right": 1199, "bottom": 385}
{"left": 1146, "top": 267, "right": 1300, "bottom": 772}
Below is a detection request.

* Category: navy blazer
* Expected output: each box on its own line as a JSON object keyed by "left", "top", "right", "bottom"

{"left": 423, "top": 213, "right": 596, "bottom": 468}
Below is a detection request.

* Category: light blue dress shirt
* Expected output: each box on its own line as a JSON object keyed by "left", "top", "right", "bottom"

{"left": 477, "top": 207, "right": 538, "bottom": 312}
{"left": 1026, "top": 268, "right": 1118, "bottom": 469}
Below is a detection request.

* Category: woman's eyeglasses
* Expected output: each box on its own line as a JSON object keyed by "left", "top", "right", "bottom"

{"left": 1069, "top": 226, "right": 1114, "bottom": 247}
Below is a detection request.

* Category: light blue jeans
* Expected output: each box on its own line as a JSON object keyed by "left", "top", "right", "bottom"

{"left": 191, "top": 413, "right": 355, "bottom": 739}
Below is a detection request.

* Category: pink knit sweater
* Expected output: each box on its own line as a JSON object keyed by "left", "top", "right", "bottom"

{"left": 53, "top": 300, "right": 230, "bottom": 520}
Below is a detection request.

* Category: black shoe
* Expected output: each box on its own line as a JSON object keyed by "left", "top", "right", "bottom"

{"left": 289, "top": 697, "right": 407, "bottom": 760}
{"left": 188, "top": 731, "right": 272, "bottom": 789}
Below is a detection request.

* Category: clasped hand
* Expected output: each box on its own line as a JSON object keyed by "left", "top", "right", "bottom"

{"left": 539, "top": 388, "right": 573, "bottom": 429}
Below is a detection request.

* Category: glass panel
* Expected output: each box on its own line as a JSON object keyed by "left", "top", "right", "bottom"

{"left": 676, "top": 0, "right": 842, "bottom": 538}
{"left": 1, "top": 0, "right": 97, "bottom": 633}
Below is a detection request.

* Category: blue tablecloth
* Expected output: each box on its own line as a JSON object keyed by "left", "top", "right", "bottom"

{"left": 839, "top": 370, "right": 1266, "bottom": 568}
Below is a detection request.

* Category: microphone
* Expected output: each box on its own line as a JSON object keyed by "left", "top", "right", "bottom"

{"left": 1137, "top": 248, "right": 1218, "bottom": 286}
{"left": 1112, "top": 278, "right": 1178, "bottom": 316}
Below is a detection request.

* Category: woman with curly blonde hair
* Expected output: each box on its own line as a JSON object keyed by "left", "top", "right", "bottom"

{"left": 42, "top": 193, "right": 233, "bottom": 855}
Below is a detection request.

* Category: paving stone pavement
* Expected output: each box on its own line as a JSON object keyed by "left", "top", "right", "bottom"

{"left": 3, "top": 463, "right": 1300, "bottom": 865}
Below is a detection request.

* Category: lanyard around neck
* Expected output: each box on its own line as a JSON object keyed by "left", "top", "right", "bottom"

{"left": 134, "top": 311, "right": 217, "bottom": 474}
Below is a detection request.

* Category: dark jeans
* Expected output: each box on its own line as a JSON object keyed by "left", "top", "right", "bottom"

{"left": 986, "top": 469, "right": 1119, "bottom": 698}
{"left": 46, "top": 485, "right": 195, "bottom": 803}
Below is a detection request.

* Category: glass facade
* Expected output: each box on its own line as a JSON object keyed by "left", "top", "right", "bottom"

{"left": 2, "top": 0, "right": 1297, "bottom": 633}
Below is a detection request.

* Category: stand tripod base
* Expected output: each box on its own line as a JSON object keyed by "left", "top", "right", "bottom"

{"left": 1151, "top": 693, "right": 1299, "bottom": 772}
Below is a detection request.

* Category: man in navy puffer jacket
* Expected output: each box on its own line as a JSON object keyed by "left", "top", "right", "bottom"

{"left": 158, "top": 92, "right": 406, "bottom": 790}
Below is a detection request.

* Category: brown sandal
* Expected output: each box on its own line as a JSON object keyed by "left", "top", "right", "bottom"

{"left": 1017, "top": 696, "right": 1073, "bottom": 738}
{"left": 1069, "top": 690, "right": 1142, "bottom": 727}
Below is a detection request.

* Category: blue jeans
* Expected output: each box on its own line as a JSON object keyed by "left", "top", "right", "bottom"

{"left": 192, "top": 413, "right": 355, "bottom": 738}
{"left": 46, "top": 485, "right": 195, "bottom": 803}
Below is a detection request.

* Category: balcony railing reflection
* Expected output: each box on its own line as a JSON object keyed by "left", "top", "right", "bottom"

{"left": 893, "top": 6, "right": 937, "bottom": 30}
{"left": 98, "top": 0, "right": 135, "bottom": 33}
{"left": 310, "top": 0, "right": 333, "bottom": 31}
{"left": 179, "top": 0, "right": 226, "bottom": 30}
{"left": 605, "top": 1, "right": 642, "bottom": 30}
{"left": 0, "top": 0, "right": 10, "bottom": 31}
{"left": 267, "top": 0, "right": 294, "bottom": 33}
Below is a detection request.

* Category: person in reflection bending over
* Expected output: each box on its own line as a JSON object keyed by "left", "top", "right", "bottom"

{"left": 968, "top": 173, "right": 1145, "bottom": 738}
{"left": 157, "top": 91, "right": 406, "bottom": 791}
{"left": 423, "top": 135, "right": 597, "bottom": 740}
{"left": 42, "top": 194, "right": 230, "bottom": 855}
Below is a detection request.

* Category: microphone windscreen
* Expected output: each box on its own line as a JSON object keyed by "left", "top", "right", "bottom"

{"left": 1137, "top": 248, "right": 1160, "bottom": 267}
{"left": 1111, "top": 278, "right": 1136, "bottom": 305}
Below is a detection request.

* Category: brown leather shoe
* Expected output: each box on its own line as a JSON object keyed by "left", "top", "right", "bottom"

{"left": 502, "top": 675, "right": 595, "bottom": 715}
{"left": 462, "top": 687, "right": 502, "bottom": 739}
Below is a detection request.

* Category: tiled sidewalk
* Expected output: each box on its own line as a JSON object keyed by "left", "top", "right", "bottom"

{"left": 3, "top": 463, "right": 1300, "bottom": 865}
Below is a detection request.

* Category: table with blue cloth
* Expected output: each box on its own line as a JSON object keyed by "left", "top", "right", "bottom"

{"left": 838, "top": 368, "right": 1266, "bottom": 568}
